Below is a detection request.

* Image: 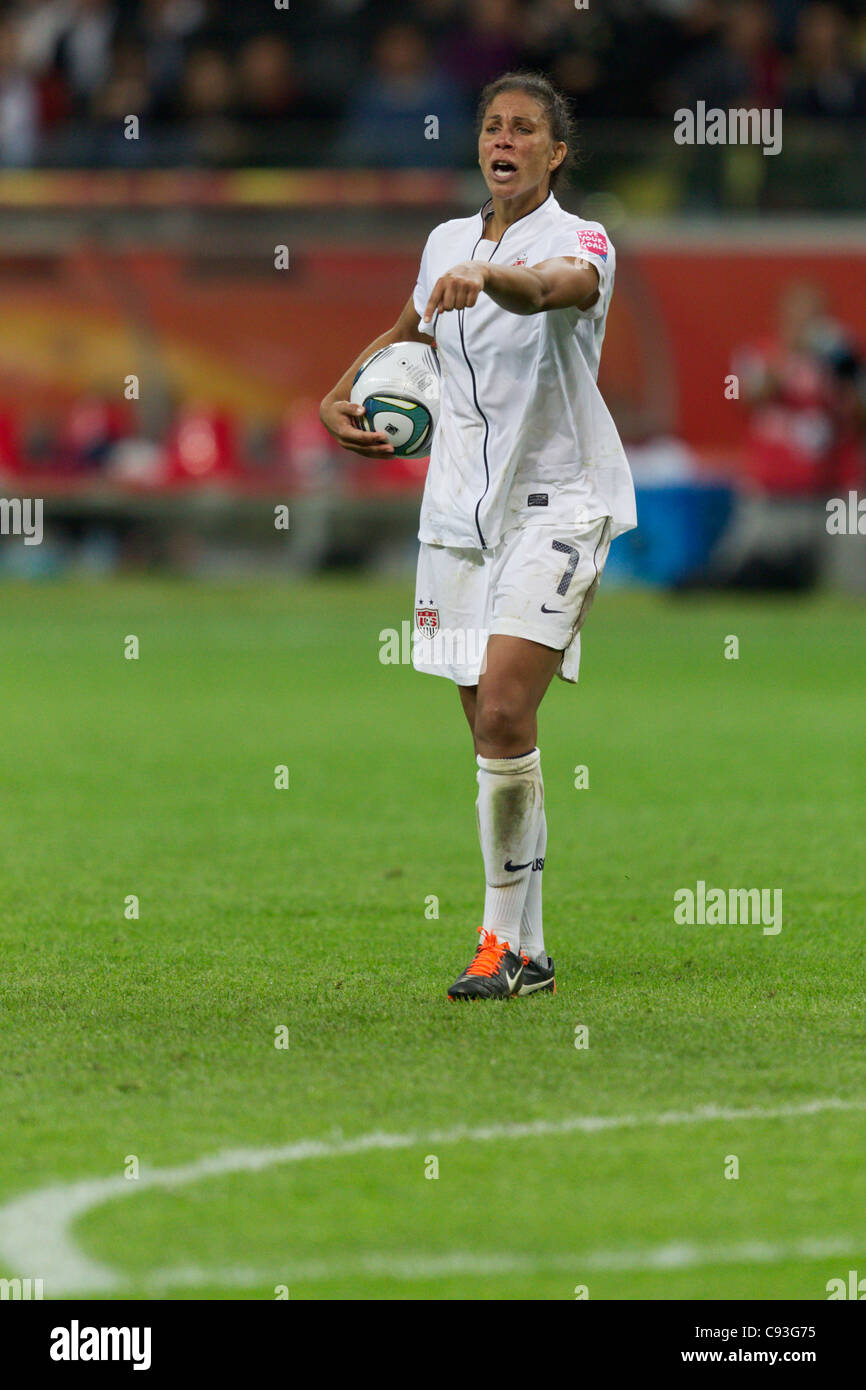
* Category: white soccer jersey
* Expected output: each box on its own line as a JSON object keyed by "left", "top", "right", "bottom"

{"left": 412, "top": 190, "right": 636, "bottom": 550}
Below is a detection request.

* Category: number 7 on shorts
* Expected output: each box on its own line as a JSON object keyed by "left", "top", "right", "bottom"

{"left": 552, "top": 540, "right": 580, "bottom": 597}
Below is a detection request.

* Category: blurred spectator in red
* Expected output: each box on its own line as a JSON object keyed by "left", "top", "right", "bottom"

{"left": 808, "top": 307, "right": 866, "bottom": 490}
{"left": 785, "top": 1, "right": 866, "bottom": 117}
{"left": 57, "top": 392, "right": 131, "bottom": 472}
{"left": 732, "top": 281, "right": 864, "bottom": 494}
{"left": 13, "top": 0, "right": 73, "bottom": 130}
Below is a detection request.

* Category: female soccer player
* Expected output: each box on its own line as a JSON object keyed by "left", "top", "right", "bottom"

{"left": 320, "top": 71, "right": 636, "bottom": 1000}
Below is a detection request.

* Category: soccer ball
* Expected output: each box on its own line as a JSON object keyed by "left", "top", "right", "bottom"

{"left": 350, "top": 341, "right": 441, "bottom": 457}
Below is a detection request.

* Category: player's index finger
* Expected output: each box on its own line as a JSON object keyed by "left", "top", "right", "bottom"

{"left": 424, "top": 275, "right": 448, "bottom": 322}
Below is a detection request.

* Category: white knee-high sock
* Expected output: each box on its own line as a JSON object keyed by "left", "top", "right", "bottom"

{"left": 519, "top": 809, "right": 547, "bottom": 965}
{"left": 475, "top": 747, "right": 543, "bottom": 954}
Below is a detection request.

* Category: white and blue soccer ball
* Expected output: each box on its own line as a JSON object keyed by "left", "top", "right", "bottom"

{"left": 350, "top": 341, "right": 440, "bottom": 457}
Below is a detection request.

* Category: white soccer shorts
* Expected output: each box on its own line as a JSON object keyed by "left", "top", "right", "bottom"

{"left": 412, "top": 516, "right": 612, "bottom": 686}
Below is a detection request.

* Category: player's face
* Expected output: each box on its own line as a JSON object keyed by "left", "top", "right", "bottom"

{"left": 478, "top": 94, "right": 564, "bottom": 200}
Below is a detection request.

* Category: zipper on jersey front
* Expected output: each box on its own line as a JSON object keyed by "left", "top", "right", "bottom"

{"left": 458, "top": 191, "right": 552, "bottom": 549}
{"left": 459, "top": 219, "right": 501, "bottom": 550}
{"left": 457, "top": 302, "right": 491, "bottom": 549}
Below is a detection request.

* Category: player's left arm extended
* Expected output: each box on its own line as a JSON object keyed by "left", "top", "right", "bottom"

{"left": 422, "top": 256, "right": 598, "bottom": 323}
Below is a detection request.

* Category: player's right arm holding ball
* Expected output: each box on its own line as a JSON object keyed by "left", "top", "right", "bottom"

{"left": 319, "top": 296, "right": 430, "bottom": 459}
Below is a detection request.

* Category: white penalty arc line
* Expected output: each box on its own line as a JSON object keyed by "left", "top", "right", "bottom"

{"left": 0, "top": 1096, "right": 864, "bottom": 1296}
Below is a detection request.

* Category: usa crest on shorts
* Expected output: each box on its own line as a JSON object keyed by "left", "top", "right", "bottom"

{"left": 415, "top": 605, "right": 439, "bottom": 637}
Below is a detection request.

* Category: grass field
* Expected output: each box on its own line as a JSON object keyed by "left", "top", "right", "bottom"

{"left": 0, "top": 575, "right": 864, "bottom": 1301}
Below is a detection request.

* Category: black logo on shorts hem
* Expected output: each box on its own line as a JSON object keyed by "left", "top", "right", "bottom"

{"left": 527, "top": 493, "right": 549, "bottom": 507}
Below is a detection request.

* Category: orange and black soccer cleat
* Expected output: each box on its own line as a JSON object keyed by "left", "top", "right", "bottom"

{"left": 447, "top": 927, "right": 524, "bottom": 1000}
{"left": 518, "top": 952, "right": 556, "bottom": 996}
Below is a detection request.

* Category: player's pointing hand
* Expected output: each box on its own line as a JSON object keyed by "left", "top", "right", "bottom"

{"left": 423, "top": 262, "right": 489, "bottom": 323}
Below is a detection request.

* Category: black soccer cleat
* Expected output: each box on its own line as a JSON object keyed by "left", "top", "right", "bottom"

{"left": 518, "top": 953, "right": 556, "bottom": 996}
{"left": 448, "top": 928, "right": 524, "bottom": 1001}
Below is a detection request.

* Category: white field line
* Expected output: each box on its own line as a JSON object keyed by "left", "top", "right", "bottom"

{"left": 0, "top": 1096, "right": 863, "bottom": 1296}
{"left": 140, "top": 1234, "right": 866, "bottom": 1292}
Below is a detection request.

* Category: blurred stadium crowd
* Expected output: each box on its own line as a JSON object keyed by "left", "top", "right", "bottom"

{"left": 0, "top": 0, "right": 865, "bottom": 191}
{"left": 0, "top": 1, "right": 864, "bottom": 585}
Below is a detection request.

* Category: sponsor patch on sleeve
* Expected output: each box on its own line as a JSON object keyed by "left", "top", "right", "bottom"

{"left": 577, "top": 229, "right": 608, "bottom": 261}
